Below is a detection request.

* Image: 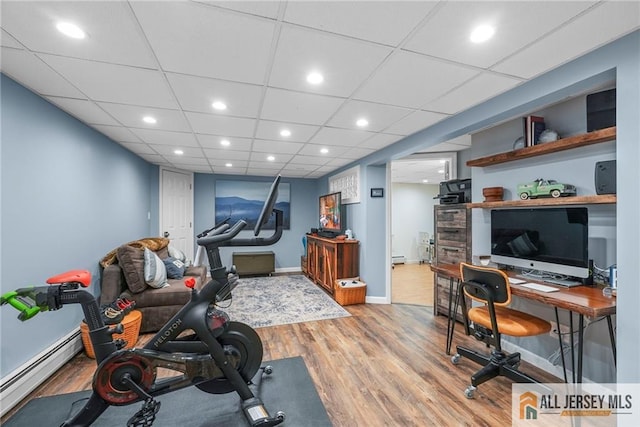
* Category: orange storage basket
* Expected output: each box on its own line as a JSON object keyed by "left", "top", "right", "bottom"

{"left": 80, "top": 310, "right": 142, "bottom": 358}
{"left": 334, "top": 278, "right": 366, "bottom": 306}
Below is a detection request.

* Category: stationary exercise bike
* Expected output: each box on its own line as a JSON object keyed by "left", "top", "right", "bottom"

{"left": 1, "top": 176, "right": 286, "bottom": 427}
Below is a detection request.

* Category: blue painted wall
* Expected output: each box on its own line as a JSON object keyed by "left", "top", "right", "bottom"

{"left": 0, "top": 74, "right": 156, "bottom": 376}
{"left": 193, "top": 173, "right": 317, "bottom": 270}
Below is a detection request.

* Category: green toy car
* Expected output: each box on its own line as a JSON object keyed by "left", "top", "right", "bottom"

{"left": 517, "top": 179, "right": 576, "bottom": 200}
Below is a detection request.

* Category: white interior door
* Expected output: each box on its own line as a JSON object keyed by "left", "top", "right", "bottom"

{"left": 160, "top": 168, "right": 194, "bottom": 260}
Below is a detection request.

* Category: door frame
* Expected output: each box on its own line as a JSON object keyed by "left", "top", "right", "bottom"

{"left": 159, "top": 167, "right": 194, "bottom": 260}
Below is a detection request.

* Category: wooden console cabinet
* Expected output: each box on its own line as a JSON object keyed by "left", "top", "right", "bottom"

{"left": 305, "top": 235, "right": 359, "bottom": 294}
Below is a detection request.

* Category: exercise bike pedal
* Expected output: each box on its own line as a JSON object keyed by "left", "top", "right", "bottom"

{"left": 242, "top": 398, "right": 285, "bottom": 427}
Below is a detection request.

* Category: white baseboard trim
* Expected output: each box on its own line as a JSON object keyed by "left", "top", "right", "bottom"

{"left": 500, "top": 340, "right": 586, "bottom": 383}
{"left": 365, "top": 296, "right": 390, "bottom": 304}
{"left": 0, "top": 328, "right": 83, "bottom": 417}
{"left": 275, "top": 267, "right": 302, "bottom": 274}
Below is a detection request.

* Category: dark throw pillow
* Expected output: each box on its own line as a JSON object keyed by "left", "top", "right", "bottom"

{"left": 163, "top": 256, "right": 186, "bottom": 279}
{"left": 115, "top": 245, "right": 147, "bottom": 293}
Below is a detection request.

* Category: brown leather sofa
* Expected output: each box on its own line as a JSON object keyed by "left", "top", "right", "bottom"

{"left": 100, "top": 239, "right": 208, "bottom": 333}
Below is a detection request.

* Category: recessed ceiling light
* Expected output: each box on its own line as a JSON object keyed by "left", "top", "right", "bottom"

{"left": 267, "top": 155, "right": 275, "bottom": 161}
{"left": 356, "top": 118, "right": 369, "bottom": 127}
{"left": 306, "top": 72, "right": 324, "bottom": 85}
{"left": 470, "top": 25, "right": 495, "bottom": 43}
{"left": 174, "top": 149, "right": 184, "bottom": 155}
{"left": 220, "top": 139, "right": 230, "bottom": 147}
{"left": 56, "top": 22, "right": 86, "bottom": 39}
{"left": 212, "top": 101, "right": 227, "bottom": 111}
{"left": 280, "top": 129, "right": 291, "bottom": 137}
{"left": 142, "top": 116, "right": 157, "bottom": 124}
{"left": 438, "top": 169, "right": 445, "bottom": 173}
{"left": 225, "top": 163, "right": 233, "bottom": 167}
{"left": 320, "top": 148, "right": 329, "bottom": 154}
{"left": 422, "top": 179, "right": 429, "bottom": 183}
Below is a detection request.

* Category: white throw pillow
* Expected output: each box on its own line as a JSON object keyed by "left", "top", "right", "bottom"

{"left": 144, "top": 248, "right": 169, "bottom": 288}
{"left": 168, "top": 245, "right": 191, "bottom": 266}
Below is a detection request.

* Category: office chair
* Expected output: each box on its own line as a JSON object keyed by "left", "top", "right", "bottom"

{"left": 451, "top": 263, "right": 551, "bottom": 398}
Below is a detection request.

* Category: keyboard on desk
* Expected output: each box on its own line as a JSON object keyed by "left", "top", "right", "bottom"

{"left": 516, "top": 282, "right": 560, "bottom": 293}
{"left": 516, "top": 275, "right": 581, "bottom": 287}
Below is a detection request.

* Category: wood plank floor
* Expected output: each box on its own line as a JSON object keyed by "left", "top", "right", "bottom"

{"left": 391, "top": 262, "right": 433, "bottom": 306}
{"left": 1, "top": 304, "right": 560, "bottom": 426}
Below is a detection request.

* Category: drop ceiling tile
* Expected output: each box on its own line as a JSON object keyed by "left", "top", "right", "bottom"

{"left": 383, "top": 110, "right": 449, "bottom": 135}
{"left": 138, "top": 153, "right": 168, "bottom": 164}
{"left": 279, "top": 169, "right": 313, "bottom": 178}
{"left": 195, "top": 1, "right": 282, "bottom": 19}
{"left": 38, "top": 54, "right": 178, "bottom": 108}
{"left": 1, "top": 30, "right": 22, "bottom": 48}
{"left": 404, "top": 1, "right": 596, "bottom": 69}
{"left": 493, "top": 1, "right": 640, "bottom": 79}
{"left": 0, "top": 1, "right": 157, "bottom": 67}
{"left": 129, "top": 129, "right": 199, "bottom": 147}
{"left": 297, "top": 144, "right": 349, "bottom": 157}
{"left": 268, "top": 25, "right": 391, "bottom": 97}
{"left": 248, "top": 168, "right": 287, "bottom": 177}
{"left": 358, "top": 133, "right": 403, "bottom": 150}
{"left": 196, "top": 135, "right": 253, "bottom": 151}
{"left": 203, "top": 149, "right": 251, "bottom": 161}
{"left": 91, "top": 125, "right": 142, "bottom": 143}
{"left": 289, "top": 155, "right": 331, "bottom": 166}
{"left": 283, "top": 1, "right": 437, "bottom": 46}
{"left": 210, "top": 159, "right": 249, "bottom": 168}
{"left": 150, "top": 145, "right": 204, "bottom": 158}
{"left": 251, "top": 139, "right": 304, "bottom": 155}
{"left": 326, "top": 100, "right": 412, "bottom": 132}
{"left": 118, "top": 142, "right": 157, "bottom": 155}
{"left": 180, "top": 165, "right": 214, "bottom": 173}
{"left": 44, "top": 97, "right": 119, "bottom": 126}
{"left": 307, "top": 127, "right": 374, "bottom": 147}
{"left": 166, "top": 73, "right": 263, "bottom": 118}
{"left": 353, "top": 51, "right": 478, "bottom": 108}
{"left": 185, "top": 112, "right": 256, "bottom": 137}
{"left": 422, "top": 72, "right": 523, "bottom": 115}
{"left": 130, "top": 1, "right": 275, "bottom": 84}
{"left": 261, "top": 88, "right": 346, "bottom": 125}
{"left": 248, "top": 160, "right": 286, "bottom": 170}
{"left": 98, "top": 103, "right": 190, "bottom": 131}
{"left": 255, "top": 120, "right": 319, "bottom": 143}
{"left": 324, "top": 158, "right": 354, "bottom": 168}
{"left": 0, "top": 48, "right": 85, "bottom": 98}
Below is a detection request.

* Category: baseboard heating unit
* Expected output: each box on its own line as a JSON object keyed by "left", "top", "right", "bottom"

{"left": 391, "top": 256, "right": 406, "bottom": 265}
{"left": 0, "top": 328, "right": 83, "bottom": 417}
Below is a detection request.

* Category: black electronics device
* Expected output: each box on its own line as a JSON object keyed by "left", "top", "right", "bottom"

{"left": 586, "top": 88, "right": 616, "bottom": 132}
{"left": 595, "top": 160, "right": 616, "bottom": 194}
{"left": 435, "top": 178, "right": 472, "bottom": 204}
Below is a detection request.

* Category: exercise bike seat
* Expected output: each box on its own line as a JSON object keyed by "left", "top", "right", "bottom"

{"left": 46, "top": 269, "right": 91, "bottom": 287}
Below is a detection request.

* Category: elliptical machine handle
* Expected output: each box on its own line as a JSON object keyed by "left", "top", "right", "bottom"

{"left": 197, "top": 220, "right": 247, "bottom": 247}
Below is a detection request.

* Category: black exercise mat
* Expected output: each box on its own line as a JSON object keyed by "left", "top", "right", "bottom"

{"left": 5, "top": 356, "right": 331, "bottom": 426}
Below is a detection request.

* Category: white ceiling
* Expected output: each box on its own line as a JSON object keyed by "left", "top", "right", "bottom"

{"left": 1, "top": 1, "right": 638, "bottom": 181}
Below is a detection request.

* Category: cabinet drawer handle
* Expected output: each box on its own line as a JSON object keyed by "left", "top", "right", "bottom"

{"left": 441, "top": 229, "right": 460, "bottom": 234}
{"left": 441, "top": 247, "right": 460, "bottom": 253}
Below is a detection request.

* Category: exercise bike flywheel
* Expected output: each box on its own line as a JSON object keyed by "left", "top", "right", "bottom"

{"left": 93, "top": 351, "right": 156, "bottom": 405}
{"left": 196, "top": 321, "right": 263, "bottom": 394}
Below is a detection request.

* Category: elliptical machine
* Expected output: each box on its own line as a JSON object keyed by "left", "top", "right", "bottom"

{"left": 1, "top": 176, "right": 286, "bottom": 427}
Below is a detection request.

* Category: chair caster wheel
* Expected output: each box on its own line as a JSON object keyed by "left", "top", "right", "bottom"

{"left": 451, "top": 354, "right": 461, "bottom": 365}
{"left": 262, "top": 365, "right": 273, "bottom": 375}
{"left": 464, "top": 385, "right": 476, "bottom": 399}
{"left": 275, "top": 411, "right": 286, "bottom": 421}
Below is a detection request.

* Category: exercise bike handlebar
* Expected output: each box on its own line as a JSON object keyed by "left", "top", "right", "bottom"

{"left": 196, "top": 219, "right": 247, "bottom": 247}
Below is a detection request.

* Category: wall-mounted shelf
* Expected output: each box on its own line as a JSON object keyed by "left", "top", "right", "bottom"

{"left": 468, "top": 194, "right": 616, "bottom": 209}
{"left": 466, "top": 126, "right": 616, "bottom": 168}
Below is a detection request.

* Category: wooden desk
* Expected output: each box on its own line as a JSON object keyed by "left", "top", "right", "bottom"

{"left": 430, "top": 263, "right": 617, "bottom": 383}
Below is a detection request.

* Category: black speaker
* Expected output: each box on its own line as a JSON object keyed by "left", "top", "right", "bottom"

{"left": 587, "top": 88, "right": 616, "bottom": 132}
{"left": 595, "top": 160, "right": 616, "bottom": 195}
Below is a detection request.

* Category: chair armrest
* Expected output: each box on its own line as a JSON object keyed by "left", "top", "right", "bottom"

{"left": 100, "top": 264, "right": 125, "bottom": 304}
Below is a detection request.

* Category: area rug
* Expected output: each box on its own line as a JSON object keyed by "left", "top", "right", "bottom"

{"left": 4, "top": 357, "right": 331, "bottom": 427}
{"left": 220, "top": 274, "right": 351, "bottom": 328}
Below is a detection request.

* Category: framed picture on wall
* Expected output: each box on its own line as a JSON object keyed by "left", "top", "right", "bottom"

{"left": 215, "top": 180, "right": 291, "bottom": 230}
